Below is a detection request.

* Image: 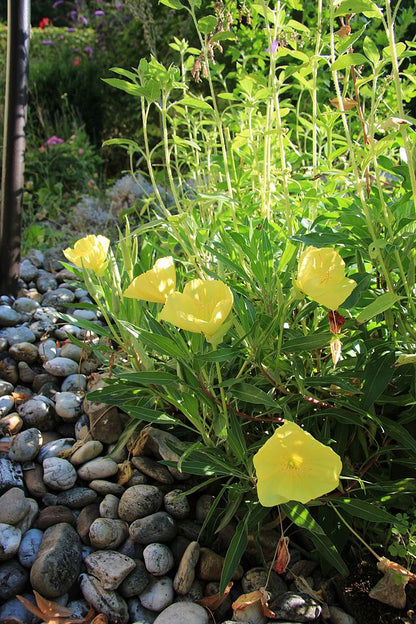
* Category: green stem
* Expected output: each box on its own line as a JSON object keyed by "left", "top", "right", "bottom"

{"left": 329, "top": 501, "right": 382, "bottom": 561}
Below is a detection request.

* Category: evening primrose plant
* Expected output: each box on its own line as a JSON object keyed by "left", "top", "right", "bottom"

{"left": 62, "top": 0, "right": 416, "bottom": 588}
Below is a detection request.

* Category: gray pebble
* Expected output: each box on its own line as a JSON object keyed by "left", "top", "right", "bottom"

{"left": 6, "top": 326, "right": 36, "bottom": 345}
{"left": 0, "top": 395, "right": 14, "bottom": 418}
{"left": 38, "top": 338, "right": 59, "bottom": 361}
{"left": 132, "top": 456, "right": 174, "bottom": 484}
{"left": 0, "top": 457, "right": 24, "bottom": 490}
{"left": 328, "top": 605, "right": 358, "bottom": 624}
{"left": 128, "top": 598, "right": 157, "bottom": 623}
{"left": 270, "top": 592, "right": 322, "bottom": 622}
{"left": 8, "top": 427, "right": 43, "bottom": 462}
{"left": 0, "top": 523, "right": 22, "bottom": 560}
{"left": 139, "top": 577, "right": 174, "bottom": 612}
{"left": 56, "top": 487, "right": 99, "bottom": 508}
{"left": 36, "top": 274, "right": 58, "bottom": 293}
{"left": 61, "top": 373, "right": 87, "bottom": 392}
{"left": 119, "top": 559, "right": 149, "bottom": 598}
{"left": 18, "top": 397, "right": 55, "bottom": 430}
{"left": 0, "top": 592, "right": 38, "bottom": 624}
{"left": 79, "top": 573, "right": 129, "bottom": 624}
{"left": 38, "top": 437, "right": 75, "bottom": 462}
{"left": 0, "top": 487, "right": 29, "bottom": 525}
{"left": 100, "top": 494, "right": 120, "bottom": 518}
{"left": 89, "top": 480, "right": 125, "bottom": 496}
{"left": 54, "top": 323, "right": 84, "bottom": 340}
{"left": 77, "top": 457, "right": 119, "bottom": 481}
{"left": 55, "top": 391, "right": 84, "bottom": 421}
{"left": 70, "top": 440, "right": 103, "bottom": 466}
{"left": 60, "top": 343, "right": 83, "bottom": 362}
{"left": 19, "top": 259, "right": 39, "bottom": 282}
{"left": 18, "top": 527, "right": 43, "bottom": 567}
{"left": 18, "top": 361, "right": 37, "bottom": 384}
{"left": 143, "top": 543, "right": 174, "bottom": 577}
{"left": 0, "top": 380, "right": 14, "bottom": 397}
{"left": 173, "top": 541, "right": 200, "bottom": 595}
{"left": 30, "top": 523, "right": 82, "bottom": 598}
{"left": 129, "top": 512, "right": 177, "bottom": 545}
{"left": 118, "top": 485, "right": 163, "bottom": 522}
{"left": 13, "top": 297, "right": 40, "bottom": 314}
{"left": 44, "top": 357, "right": 79, "bottom": 377}
{"left": 42, "top": 457, "right": 77, "bottom": 490}
{"left": 0, "top": 560, "right": 28, "bottom": 600}
{"left": 73, "top": 309, "right": 98, "bottom": 321}
{"left": 89, "top": 518, "right": 129, "bottom": 550}
{"left": 42, "top": 288, "right": 75, "bottom": 308}
{"left": 0, "top": 305, "right": 21, "bottom": 327}
{"left": 85, "top": 550, "right": 136, "bottom": 590}
{"left": 153, "top": 603, "right": 208, "bottom": 624}
{"left": 163, "top": 490, "right": 190, "bottom": 520}
{"left": 9, "top": 341, "right": 39, "bottom": 363}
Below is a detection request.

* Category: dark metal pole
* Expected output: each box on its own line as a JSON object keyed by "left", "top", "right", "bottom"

{"left": 0, "top": 0, "right": 30, "bottom": 295}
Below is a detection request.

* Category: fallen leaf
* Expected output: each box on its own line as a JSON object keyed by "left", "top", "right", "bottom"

{"left": 117, "top": 460, "right": 133, "bottom": 485}
{"left": 330, "top": 338, "right": 342, "bottom": 367}
{"left": 0, "top": 439, "right": 13, "bottom": 453}
{"left": 369, "top": 557, "right": 416, "bottom": 609}
{"left": 16, "top": 591, "right": 85, "bottom": 624}
{"left": 273, "top": 536, "right": 290, "bottom": 574}
{"left": 232, "top": 588, "right": 275, "bottom": 618}
{"left": 196, "top": 581, "right": 233, "bottom": 611}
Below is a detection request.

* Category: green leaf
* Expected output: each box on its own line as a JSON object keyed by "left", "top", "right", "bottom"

{"left": 197, "top": 16, "right": 217, "bottom": 35}
{"left": 231, "top": 383, "right": 281, "bottom": 411}
{"left": 118, "top": 371, "right": 179, "bottom": 386}
{"left": 122, "top": 405, "right": 182, "bottom": 425}
{"left": 283, "top": 333, "right": 332, "bottom": 353}
{"left": 282, "top": 502, "right": 325, "bottom": 535}
{"left": 381, "top": 417, "right": 416, "bottom": 455}
{"left": 309, "top": 533, "right": 349, "bottom": 575}
{"left": 361, "top": 349, "right": 395, "bottom": 411}
{"left": 363, "top": 36, "right": 380, "bottom": 65}
{"left": 334, "top": 499, "right": 398, "bottom": 523}
{"left": 102, "top": 78, "right": 142, "bottom": 97}
{"left": 334, "top": 0, "right": 383, "bottom": 18}
{"left": 331, "top": 53, "right": 368, "bottom": 71}
{"left": 159, "top": 0, "right": 185, "bottom": 8}
{"left": 178, "top": 96, "right": 213, "bottom": 111}
{"left": 219, "top": 518, "right": 248, "bottom": 593}
{"left": 139, "top": 330, "right": 190, "bottom": 361}
{"left": 356, "top": 293, "right": 399, "bottom": 324}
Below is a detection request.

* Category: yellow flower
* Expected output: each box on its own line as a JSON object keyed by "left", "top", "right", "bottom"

{"left": 295, "top": 246, "right": 355, "bottom": 310}
{"left": 159, "top": 278, "right": 233, "bottom": 340}
{"left": 63, "top": 235, "right": 110, "bottom": 275}
{"left": 253, "top": 420, "right": 342, "bottom": 506}
{"left": 124, "top": 257, "right": 176, "bottom": 303}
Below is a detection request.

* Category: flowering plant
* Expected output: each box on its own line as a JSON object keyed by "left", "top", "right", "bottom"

{"left": 63, "top": 0, "right": 416, "bottom": 590}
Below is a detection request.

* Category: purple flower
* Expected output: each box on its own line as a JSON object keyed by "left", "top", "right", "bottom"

{"left": 94, "top": 10, "right": 104, "bottom": 16}
{"left": 84, "top": 45, "right": 94, "bottom": 58}
{"left": 80, "top": 15, "right": 88, "bottom": 25}
{"left": 52, "top": 0, "right": 63, "bottom": 7}
{"left": 115, "top": 1, "right": 124, "bottom": 8}
{"left": 67, "top": 27, "right": 75, "bottom": 33}
{"left": 42, "top": 40, "right": 55, "bottom": 45}
{"left": 44, "top": 136, "right": 64, "bottom": 148}
{"left": 266, "top": 40, "right": 279, "bottom": 55}
{"left": 69, "top": 10, "right": 77, "bottom": 21}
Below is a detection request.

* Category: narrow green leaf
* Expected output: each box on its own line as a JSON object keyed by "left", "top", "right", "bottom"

{"left": 334, "top": 499, "right": 398, "bottom": 524}
{"left": 219, "top": 518, "right": 248, "bottom": 593}
{"left": 282, "top": 502, "right": 325, "bottom": 535}
{"left": 118, "top": 371, "right": 178, "bottom": 386}
{"left": 356, "top": 293, "right": 399, "bottom": 324}
{"left": 381, "top": 417, "right": 416, "bottom": 455}
{"left": 179, "top": 96, "right": 213, "bottom": 111}
{"left": 361, "top": 350, "right": 395, "bottom": 411}
{"left": 309, "top": 533, "right": 349, "bottom": 575}
{"left": 139, "top": 330, "right": 190, "bottom": 361}
{"left": 122, "top": 405, "right": 182, "bottom": 425}
{"left": 283, "top": 333, "right": 332, "bottom": 353}
{"left": 331, "top": 53, "right": 368, "bottom": 71}
{"left": 231, "top": 383, "right": 281, "bottom": 411}
{"left": 102, "top": 78, "right": 142, "bottom": 97}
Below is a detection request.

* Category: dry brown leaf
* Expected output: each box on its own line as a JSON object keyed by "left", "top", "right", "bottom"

{"left": 273, "top": 536, "right": 291, "bottom": 574}
{"left": 59, "top": 440, "right": 85, "bottom": 460}
{"left": 0, "top": 439, "right": 13, "bottom": 453}
{"left": 16, "top": 591, "right": 85, "bottom": 624}
{"left": 196, "top": 581, "right": 233, "bottom": 611}
{"left": 329, "top": 97, "right": 357, "bottom": 110}
{"left": 331, "top": 338, "right": 342, "bottom": 367}
{"left": 232, "top": 588, "right": 275, "bottom": 618}
{"left": 369, "top": 557, "right": 413, "bottom": 609}
{"left": 128, "top": 427, "right": 150, "bottom": 456}
{"left": 117, "top": 460, "right": 133, "bottom": 485}
{"left": 335, "top": 25, "right": 351, "bottom": 38}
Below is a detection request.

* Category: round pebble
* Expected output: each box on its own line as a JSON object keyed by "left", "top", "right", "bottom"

{"left": 42, "top": 457, "right": 78, "bottom": 490}
{"left": 143, "top": 543, "right": 174, "bottom": 576}
{"left": 44, "top": 357, "right": 79, "bottom": 377}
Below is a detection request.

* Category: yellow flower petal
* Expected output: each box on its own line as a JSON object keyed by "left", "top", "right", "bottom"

{"left": 160, "top": 279, "right": 233, "bottom": 339}
{"left": 63, "top": 235, "right": 110, "bottom": 275}
{"left": 295, "top": 247, "right": 355, "bottom": 310}
{"left": 253, "top": 420, "right": 342, "bottom": 507}
{"left": 124, "top": 257, "right": 176, "bottom": 303}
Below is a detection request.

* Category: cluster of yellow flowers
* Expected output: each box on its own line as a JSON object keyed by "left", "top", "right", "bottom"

{"left": 63, "top": 235, "right": 346, "bottom": 506}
